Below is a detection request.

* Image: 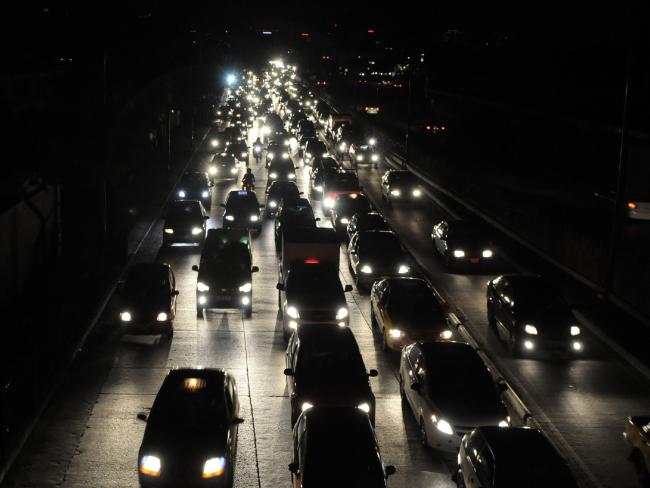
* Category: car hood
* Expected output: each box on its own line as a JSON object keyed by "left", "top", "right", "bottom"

{"left": 122, "top": 296, "right": 170, "bottom": 315}
{"left": 518, "top": 311, "right": 574, "bottom": 338}
{"left": 295, "top": 376, "right": 372, "bottom": 402}
{"left": 432, "top": 391, "right": 507, "bottom": 427}
{"left": 164, "top": 217, "right": 203, "bottom": 229}
{"left": 140, "top": 428, "right": 228, "bottom": 462}
{"left": 199, "top": 269, "right": 250, "bottom": 289}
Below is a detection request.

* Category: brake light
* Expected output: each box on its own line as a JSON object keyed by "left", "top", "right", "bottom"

{"left": 304, "top": 259, "right": 320, "bottom": 264}
{"left": 628, "top": 202, "right": 637, "bottom": 209}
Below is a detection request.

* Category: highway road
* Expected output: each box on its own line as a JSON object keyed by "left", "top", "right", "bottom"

{"left": 3, "top": 107, "right": 650, "bottom": 488}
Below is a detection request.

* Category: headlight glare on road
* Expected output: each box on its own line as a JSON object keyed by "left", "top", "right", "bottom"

{"left": 239, "top": 283, "right": 252, "bottom": 293}
{"left": 571, "top": 326, "right": 581, "bottom": 336}
{"left": 440, "top": 329, "right": 453, "bottom": 340}
{"left": 120, "top": 311, "right": 132, "bottom": 322}
{"left": 202, "top": 457, "right": 225, "bottom": 478}
{"left": 389, "top": 328, "right": 403, "bottom": 338}
{"left": 139, "top": 455, "right": 161, "bottom": 477}
{"left": 197, "top": 282, "right": 210, "bottom": 292}
{"left": 357, "top": 403, "right": 370, "bottom": 413}
{"left": 436, "top": 419, "right": 453, "bottom": 435}
{"left": 191, "top": 227, "right": 202, "bottom": 235}
{"left": 360, "top": 264, "right": 373, "bottom": 274}
{"left": 524, "top": 324, "right": 538, "bottom": 335}
{"left": 287, "top": 306, "right": 300, "bottom": 319}
{"left": 156, "top": 312, "right": 168, "bottom": 322}
{"left": 453, "top": 250, "right": 465, "bottom": 258}
{"left": 397, "top": 265, "right": 410, "bottom": 274}
{"left": 164, "top": 228, "right": 174, "bottom": 235}
{"left": 336, "top": 307, "right": 349, "bottom": 320}
{"left": 178, "top": 190, "right": 186, "bottom": 198}
{"left": 225, "top": 215, "right": 235, "bottom": 221}
{"left": 482, "top": 249, "right": 493, "bottom": 258}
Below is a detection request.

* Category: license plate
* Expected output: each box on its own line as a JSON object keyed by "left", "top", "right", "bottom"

{"left": 469, "top": 257, "right": 480, "bottom": 264}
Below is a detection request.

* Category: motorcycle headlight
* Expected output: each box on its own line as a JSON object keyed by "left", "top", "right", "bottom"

{"left": 250, "top": 215, "right": 259, "bottom": 222}
{"left": 436, "top": 419, "right": 453, "bottom": 435}
{"left": 270, "top": 172, "right": 278, "bottom": 179}
{"left": 482, "top": 249, "right": 494, "bottom": 258}
{"left": 269, "top": 200, "right": 277, "bottom": 208}
{"left": 287, "top": 306, "right": 300, "bottom": 319}
{"left": 164, "top": 228, "right": 174, "bottom": 235}
{"left": 282, "top": 152, "right": 289, "bottom": 159}
{"left": 241, "top": 152, "right": 247, "bottom": 157}
{"left": 360, "top": 264, "right": 373, "bottom": 274}
{"left": 239, "top": 282, "right": 252, "bottom": 293}
{"left": 498, "top": 419, "right": 510, "bottom": 428}
{"left": 210, "top": 139, "right": 219, "bottom": 147}
{"left": 201, "top": 191, "right": 209, "bottom": 198}
{"left": 139, "top": 455, "right": 161, "bottom": 477}
{"left": 202, "top": 457, "right": 225, "bottom": 478}
{"left": 389, "top": 328, "right": 403, "bottom": 338}
{"left": 440, "top": 329, "right": 453, "bottom": 340}
{"left": 453, "top": 250, "right": 465, "bottom": 258}
{"left": 524, "top": 324, "right": 538, "bottom": 335}
{"left": 156, "top": 312, "right": 168, "bottom": 322}
{"left": 368, "top": 138, "right": 376, "bottom": 145}
{"left": 357, "top": 403, "right": 370, "bottom": 413}
{"left": 356, "top": 155, "right": 363, "bottom": 161}
{"left": 339, "top": 217, "right": 349, "bottom": 225}
{"left": 230, "top": 167, "right": 238, "bottom": 174}
{"left": 336, "top": 307, "right": 348, "bottom": 320}
{"left": 225, "top": 215, "right": 235, "bottom": 221}
{"left": 120, "top": 311, "right": 132, "bottom": 322}
{"left": 397, "top": 265, "right": 410, "bottom": 274}
{"left": 197, "top": 282, "right": 210, "bottom": 292}
{"left": 178, "top": 190, "right": 186, "bottom": 198}
{"left": 314, "top": 185, "right": 323, "bottom": 192}
{"left": 339, "top": 143, "right": 346, "bottom": 151}
{"left": 371, "top": 154, "right": 379, "bottom": 162}
{"left": 268, "top": 152, "right": 274, "bottom": 159}
{"left": 301, "top": 402, "right": 313, "bottom": 411}
{"left": 570, "top": 326, "right": 581, "bottom": 336}
{"left": 288, "top": 173, "right": 296, "bottom": 179}
{"left": 305, "top": 152, "right": 311, "bottom": 159}
{"left": 191, "top": 227, "right": 202, "bottom": 235}
{"left": 209, "top": 166, "right": 217, "bottom": 175}
{"left": 323, "top": 197, "right": 334, "bottom": 208}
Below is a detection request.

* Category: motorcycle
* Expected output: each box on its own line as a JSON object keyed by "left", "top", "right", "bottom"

{"left": 242, "top": 180, "right": 255, "bottom": 192}
{"left": 253, "top": 144, "right": 262, "bottom": 164}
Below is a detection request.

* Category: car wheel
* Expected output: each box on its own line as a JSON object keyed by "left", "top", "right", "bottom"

{"left": 196, "top": 307, "right": 203, "bottom": 318}
{"left": 399, "top": 375, "right": 406, "bottom": 402}
{"left": 290, "top": 408, "right": 297, "bottom": 426}
{"left": 370, "top": 309, "right": 378, "bottom": 329}
{"left": 487, "top": 304, "right": 497, "bottom": 330}
{"left": 164, "top": 325, "right": 174, "bottom": 340}
{"left": 419, "top": 418, "right": 429, "bottom": 448}
{"left": 509, "top": 332, "right": 520, "bottom": 357}
{"left": 383, "top": 330, "right": 390, "bottom": 351}
{"left": 455, "top": 468, "right": 466, "bottom": 488}
{"left": 244, "top": 307, "right": 252, "bottom": 319}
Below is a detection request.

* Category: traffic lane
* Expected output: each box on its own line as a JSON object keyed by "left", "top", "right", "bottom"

{"left": 350, "top": 155, "right": 650, "bottom": 487}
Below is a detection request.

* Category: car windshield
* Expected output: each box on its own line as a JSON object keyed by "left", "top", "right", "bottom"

{"left": 282, "top": 209, "right": 316, "bottom": 226}
{"left": 328, "top": 175, "right": 359, "bottom": 191}
{"left": 426, "top": 354, "right": 498, "bottom": 402}
{"left": 359, "top": 234, "right": 401, "bottom": 255}
{"left": 359, "top": 215, "right": 388, "bottom": 229}
{"left": 124, "top": 267, "right": 169, "bottom": 300}
{"left": 388, "top": 284, "right": 445, "bottom": 322}
{"left": 227, "top": 194, "right": 259, "bottom": 211}
{"left": 298, "top": 349, "right": 365, "bottom": 376}
{"left": 167, "top": 202, "right": 202, "bottom": 220}
{"left": 200, "top": 244, "right": 250, "bottom": 272}
{"left": 213, "top": 154, "right": 235, "bottom": 164}
{"left": 149, "top": 376, "right": 226, "bottom": 435}
{"left": 390, "top": 172, "right": 416, "bottom": 185}
{"left": 286, "top": 266, "right": 341, "bottom": 296}
{"left": 514, "top": 281, "right": 568, "bottom": 315}
{"left": 336, "top": 197, "right": 371, "bottom": 215}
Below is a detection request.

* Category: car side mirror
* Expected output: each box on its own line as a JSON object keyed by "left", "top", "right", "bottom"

{"left": 288, "top": 462, "right": 299, "bottom": 474}
{"left": 276, "top": 283, "right": 285, "bottom": 291}
{"left": 137, "top": 411, "right": 148, "bottom": 422}
{"left": 232, "top": 417, "right": 245, "bottom": 425}
{"left": 411, "top": 382, "right": 421, "bottom": 393}
{"left": 299, "top": 191, "right": 304, "bottom": 195}
{"left": 497, "top": 380, "right": 508, "bottom": 393}
{"left": 259, "top": 204, "right": 265, "bottom": 209}
{"left": 344, "top": 284, "right": 353, "bottom": 292}
{"left": 283, "top": 368, "right": 294, "bottom": 376}
{"left": 203, "top": 215, "right": 210, "bottom": 220}
{"left": 315, "top": 217, "right": 321, "bottom": 222}
{"left": 251, "top": 266, "right": 259, "bottom": 273}
{"left": 219, "top": 203, "right": 226, "bottom": 208}
{"left": 385, "top": 465, "right": 396, "bottom": 477}
{"left": 368, "top": 369, "right": 379, "bottom": 377}
{"left": 209, "top": 182, "right": 214, "bottom": 187}
{"left": 172, "top": 290, "right": 180, "bottom": 296}
{"left": 191, "top": 265, "right": 199, "bottom": 272}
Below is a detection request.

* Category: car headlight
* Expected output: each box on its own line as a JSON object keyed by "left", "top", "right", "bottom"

{"left": 440, "top": 329, "right": 453, "bottom": 340}
{"left": 482, "top": 249, "right": 493, "bottom": 258}
{"left": 288, "top": 173, "right": 296, "bottom": 179}
{"left": 225, "top": 215, "right": 235, "bottom": 221}
{"left": 241, "top": 152, "right": 247, "bottom": 157}
{"left": 120, "top": 311, "right": 132, "bottom": 322}
{"left": 230, "top": 167, "right": 238, "bottom": 175}
{"left": 336, "top": 307, "right": 348, "bottom": 320}
{"left": 357, "top": 403, "right": 370, "bottom": 413}
{"left": 202, "top": 457, "right": 226, "bottom": 478}
{"left": 339, "top": 217, "right": 349, "bottom": 225}
{"left": 250, "top": 215, "right": 259, "bottom": 222}
{"left": 389, "top": 328, "right": 403, "bottom": 338}
{"left": 156, "top": 312, "right": 168, "bottom": 322}
{"left": 191, "top": 227, "right": 202, "bottom": 235}
{"left": 197, "top": 282, "right": 210, "bottom": 292}
{"left": 314, "top": 185, "right": 323, "bottom": 192}
{"left": 390, "top": 189, "right": 401, "bottom": 196}
{"left": 369, "top": 138, "right": 376, "bottom": 145}
{"left": 356, "top": 155, "right": 363, "bottom": 161}
{"left": 339, "top": 143, "right": 346, "bottom": 151}
{"left": 301, "top": 402, "right": 313, "bottom": 411}
{"left": 239, "top": 282, "right": 252, "bottom": 293}
{"left": 269, "top": 172, "right": 278, "bottom": 179}
{"left": 269, "top": 200, "right": 277, "bottom": 208}
{"left": 287, "top": 306, "right": 300, "bottom": 319}
{"left": 524, "top": 324, "right": 538, "bottom": 335}
{"left": 210, "top": 139, "right": 219, "bottom": 147}
{"left": 323, "top": 197, "right": 334, "bottom": 208}
{"left": 178, "top": 190, "right": 186, "bottom": 198}
{"left": 282, "top": 152, "right": 289, "bottom": 159}
{"left": 397, "top": 265, "right": 410, "bottom": 274}
{"left": 284, "top": 140, "right": 291, "bottom": 146}
{"left": 453, "top": 250, "right": 465, "bottom": 258}
{"left": 371, "top": 154, "right": 379, "bottom": 162}
{"left": 570, "top": 326, "right": 581, "bottom": 336}
{"left": 436, "top": 419, "right": 453, "bottom": 436}
{"left": 139, "top": 455, "right": 161, "bottom": 477}
{"left": 412, "top": 188, "right": 422, "bottom": 197}
{"left": 201, "top": 191, "right": 210, "bottom": 198}
{"left": 498, "top": 420, "right": 509, "bottom": 428}
{"left": 305, "top": 152, "right": 311, "bottom": 159}
{"left": 164, "top": 228, "right": 174, "bottom": 235}
{"left": 360, "top": 264, "right": 373, "bottom": 274}
{"left": 268, "top": 152, "right": 274, "bottom": 159}
{"left": 209, "top": 166, "right": 217, "bottom": 175}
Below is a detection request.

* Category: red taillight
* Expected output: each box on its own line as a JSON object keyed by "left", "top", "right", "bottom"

{"left": 304, "top": 259, "right": 320, "bottom": 264}
{"left": 628, "top": 202, "right": 638, "bottom": 209}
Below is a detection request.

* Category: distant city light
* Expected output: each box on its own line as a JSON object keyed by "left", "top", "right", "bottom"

{"left": 226, "top": 73, "right": 237, "bottom": 85}
{"left": 262, "top": 31, "right": 272, "bottom": 35}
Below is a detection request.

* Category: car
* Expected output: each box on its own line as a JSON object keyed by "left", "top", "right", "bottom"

{"left": 137, "top": 368, "right": 244, "bottom": 487}
{"left": 624, "top": 415, "right": 650, "bottom": 484}
{"left": 265, "top": 142, "right": 290, "bottom": 168}
{"left": 310, "top": 165, "right": 340, "bottom": 194}
{"left": 400, "top": 341, "right": 510, "bottom": 452}
{"left": 454, "top": 426, "right": 578, "bottom": 488}
{"left": 627, "top": 200, "right": 650, "bottom": 220}
{"left": 370, "top": 277, "right": 453, "bottom": 350}
{"left": 222, "top": 126, "right": 245, "bottom": 146}
{"left": 265, "top": 180, "right": 301, "bottom": 217}
{"left": 334, "top": 125, "right": 362, "bottom": 157}
{"left": 380, "top": 170, "right": 423, "bottom": 204}
{"left": 347, "top": 230, "right": 411, "bottom": 290}
{"left": 210, "top": 153, "right": 239, "bottom": 180}
{"left": 289, "top": 406, "right": 396, "bottom": 487}
{"left": 284, "top": 326, "right": 378, "bottom": 425}
{"left": 274, "top": 200, "right": 318, "bottom": 251}
{"left": 277, "top": 262, "right": 353, "bottom": 340}
{"left": 321, "top": 171, "right": 362, "bottom": 215}
{"left": 193, "top": 229, "right": 259, "bottom": 318}
{"left": 432, "top": 220, "right": 496, "bottom": 269}
{"left": 176, "top": 172, "right": 213, "bottom": 205}
{"left": 266, "top": 159, "right": 297, "bottom": 188}
{"left": 349, "top": 142, "right": 380, "bottom": 168}
{"left": 330, "top": 193, "right": 372, "bottom": 234}
{"left": 162, "top": 200, "right": 209, "bottom": 246}
{"left": 220, "top": 190, "right": 263, "bottom": 232}
{"left": 227, "top": 141, "right": 249, "bottom": 164}
{"left": 346, "top": 211, "right": 389, "bottom": 240}
{"left": 486, "top": 274, "right": 584, "bottom": 356}
{"left": 118, "top": 263, "right": 178, "bottom": 338}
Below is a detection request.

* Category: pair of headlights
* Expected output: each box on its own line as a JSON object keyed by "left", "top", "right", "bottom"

{"left": 120, "top": 312, "right": 167, "bottom": 322}
{"left": 287, "top": 306, "right": 348, "bottom": 321}
{"left": 140, "top": 455, "right": 225, "bottom": 478}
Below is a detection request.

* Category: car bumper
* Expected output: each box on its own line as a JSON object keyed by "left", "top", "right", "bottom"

{"left": 284, "top": 316, "right": 349, "bottom": 332}
{"left": 197, "top": 292, "right": 252, "bottom": 310}
{"left": 385, "top": 330, "right": 451, "bottom": 351}
{"left": 518, "top": 337, "right": 584, "bottom": 353}
{"left": 139, "top": 474, "right": 229, "bottom": 487}
{"left": 121, "top": 320, "right": 172, "bottom": 335}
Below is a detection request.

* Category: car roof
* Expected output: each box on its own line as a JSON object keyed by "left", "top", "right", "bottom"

{"left": 166, "top": 367, "right": 226, "bottom": 382}
{"left": 303, "top": 406, "right": 372, "bottom": 433}
{"left": 296, "top": 326, "right": 358, "bottom": 350}
{"left": 417, "top": 341, "right": 478, "bottom": 363}
{"left": 477, "top": 426, "right": 563, "bottom": 463}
